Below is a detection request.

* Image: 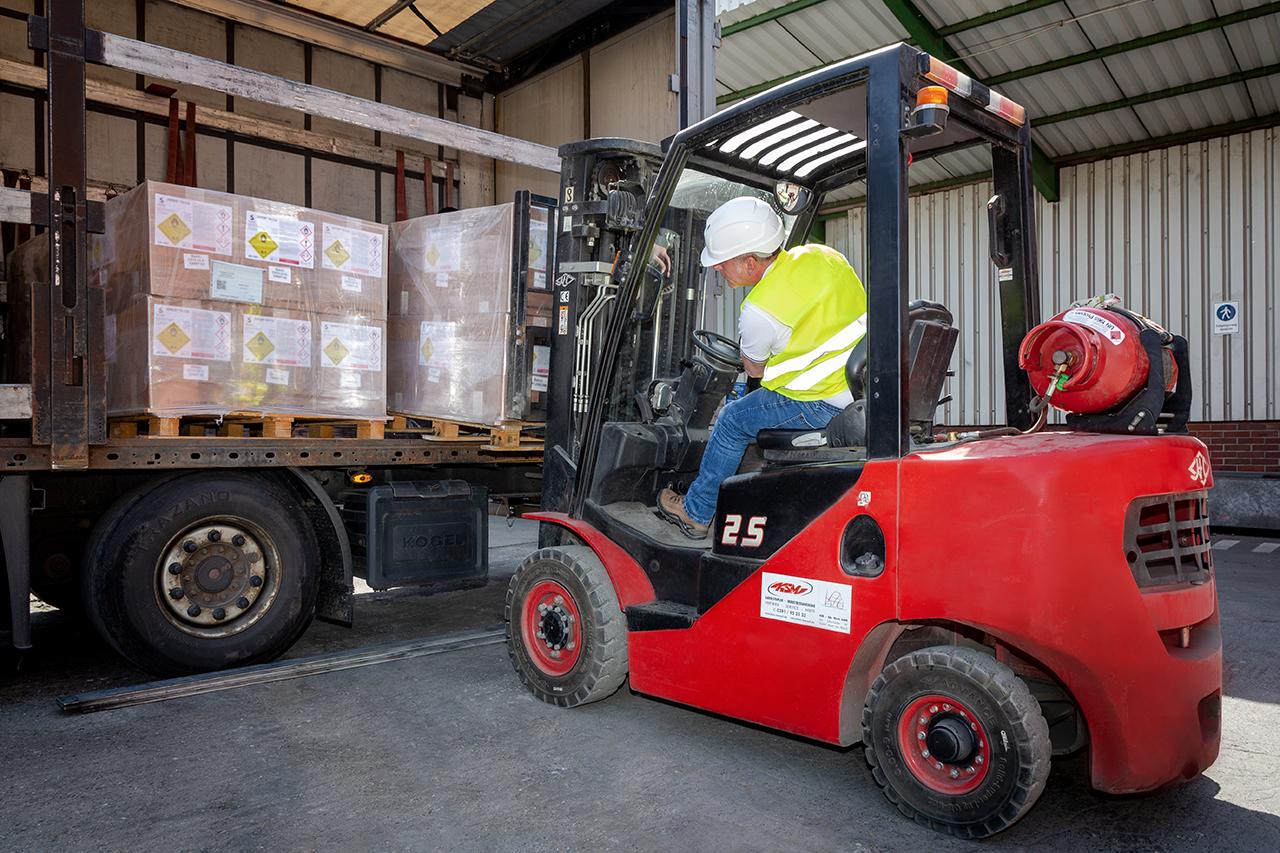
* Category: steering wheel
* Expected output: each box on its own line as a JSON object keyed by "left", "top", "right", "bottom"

{"left": 691, "top": 329, "right": 741, "bottom": 367}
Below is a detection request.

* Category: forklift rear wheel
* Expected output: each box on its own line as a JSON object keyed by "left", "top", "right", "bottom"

{"left": 81, "top": 473, "right": 319, "bottom": 676}
{"left": 862, "top": 645, "right": 1051, "bottom": 839}
{"left": 505, "top": 546, "right": 627, "bottom": 707}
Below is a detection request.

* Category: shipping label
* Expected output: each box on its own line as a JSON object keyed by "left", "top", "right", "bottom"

{"left": 321, "top": 223, "right": 384, "bottom": 278}
{"left": 269, "top": 266, "right": 293, "bottom": 284}
{"left": 320, "top": 321, "right": 382, "bottom": 371}
{"left": 759, "top": 572, "right": 851, "bottom": 634}
{"left": 243, "top": 314, "right": 312, "bottom": 367}
{"left": 211, "top": 261, "right": 264, "bottom": 305}
{"left": 244, "top": 211, "right": 315, "bottom": 268}
{"left": 154, "top": 193, "right": 233, "bottom": 255}
{"left": 152, "top": 303, "right": 231, "bottom": 362}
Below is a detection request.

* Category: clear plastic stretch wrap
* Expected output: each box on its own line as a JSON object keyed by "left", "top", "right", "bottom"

{"left": 2, "top": 234, "right": 46, "bottom": 384}
{"left": 93, "top": 181, "right": 387, "bottom": 419}
{"left": 388, "top": 203, "right": 519, "bottom": 425}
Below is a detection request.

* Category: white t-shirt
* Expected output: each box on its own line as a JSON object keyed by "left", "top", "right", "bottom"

{"left": 739, "top": 299, "right": 855, "bottom": 409}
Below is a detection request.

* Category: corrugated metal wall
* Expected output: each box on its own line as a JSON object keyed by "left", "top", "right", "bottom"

{"left": 826, "top": 127, "right": 1279, "bottom": 425}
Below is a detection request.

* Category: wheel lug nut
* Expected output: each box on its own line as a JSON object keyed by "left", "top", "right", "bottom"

{"left": 236, "top": 597, "right": 250, "bottom": 609}
{"left": 187, "top": 604, "right": 201, "bottom": 617}
{"left": 212, "top": 607, "right": 227, "bottom": 621}
{"left": 976, "top": 755, "right": 984, "bottom": 764}
{"left": 554, "top": 595, "right": 564, "bottom": 605}
{"left": 208, "top": 530, "right": 221, "bottom": 542}
{"left": 168, "top": 588, "right": 184, "bottom": 600}
{"left": 249, "top": 576, "right": 263, "bottom": 587}
{"left": 566, "top": 641, "right": 575, "bottom": 650}
{"left": 917, "top": 732, "right": 925, "bottom": 741}
{"left": 966, "top": 767, "right": 976, "bottom": 775}
{"left": 949, "top": 769, "right": 959, "bottom": 779}
{"left": 918, "top": 716, "right": 927, "bottom": 724}
{"left": 167, "top": 562, "right": 182, "bottom": 575}
{"left": 537, "top": 603, "right": 548, "bottom": 613}
{"left": 182, "top": 540, "right": 197, "bottom": 553}
{"left": 921, "top": 749, "right": 930, "bottom": 758}
{"left": 929, "top": 705, "right": 939, "bottom": 714}
{"left": 232, "top": 534, "right": 246, "bottom": 547}
{"left": 934, "top": 762, "right": 943, "bottom": 770}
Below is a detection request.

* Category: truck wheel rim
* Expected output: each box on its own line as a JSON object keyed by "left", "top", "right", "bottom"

{"left": 522, "top": 579, "right": 582, "bottom": 676}
{"left": 156, "top": 516, "right": 281, "bottom": 638}
{"left": 897, "top": 694, "right": 992, "bottom": 795}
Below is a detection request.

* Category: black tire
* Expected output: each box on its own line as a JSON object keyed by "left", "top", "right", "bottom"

{"left": 862, "top": 645, "right": 1051, "bottom": 839}
{"left": 504, "top": 546, "right": 627, "bottom": 707}
{"left": 81, "top": 473, "right": 319, "bottom": 676}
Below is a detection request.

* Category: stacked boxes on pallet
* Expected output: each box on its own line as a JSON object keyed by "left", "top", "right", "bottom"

{"left": 94, "top": 181, "right": 387, "bottom": 420}
{"left": 387, "top": 201, "right": 552, "bottom": 427}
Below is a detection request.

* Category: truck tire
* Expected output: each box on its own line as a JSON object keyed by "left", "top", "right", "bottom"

{"left": 505, "top": 546, "right": 627, "bottom": 707}
{"left": 862, "top": 645, "right": 1051, "bottom": 839}
{"left": 82, "top": 472, "right": 319, "bottom": 676}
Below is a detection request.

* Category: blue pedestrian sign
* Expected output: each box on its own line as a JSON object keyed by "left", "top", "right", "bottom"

{"left": 1213, "top": 300, "right": 1240, "bottom": 335}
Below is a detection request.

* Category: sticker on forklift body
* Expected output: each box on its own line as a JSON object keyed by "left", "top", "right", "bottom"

{"left": 997, "top": 267, "right": 1013, "bottom": 282}
{"left": 1062, "top": 308, "right": 1125, "bottom": 345}
{"left": 760, "top": 572, "right": 851, "bottom": 634}
{"left": 558, "top": 306, "right": 570, "bottom": 335}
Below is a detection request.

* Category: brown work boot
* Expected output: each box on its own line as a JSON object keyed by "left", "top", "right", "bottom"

{"left": 658, "top": 487, "right": 709, "bottom": 539}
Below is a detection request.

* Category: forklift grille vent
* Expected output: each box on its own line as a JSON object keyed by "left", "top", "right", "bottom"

{"left": 1123, "top": 491, "right": 1212, "bottom": 589}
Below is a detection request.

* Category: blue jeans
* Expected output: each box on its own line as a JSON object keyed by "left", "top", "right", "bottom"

{"left": 683, "top": 388, "right": 841, "bottom": 525}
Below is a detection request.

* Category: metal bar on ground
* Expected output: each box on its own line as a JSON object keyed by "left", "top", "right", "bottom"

{"left": 96, "top": 32, "right": 561, "bottom": 171}
{"left": 57, "top": 627, "right": 506, "bottom": 714}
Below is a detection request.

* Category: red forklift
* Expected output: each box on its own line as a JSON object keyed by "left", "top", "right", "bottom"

{"left": 504, "top": 43, "right": 1222, "bottom": 838}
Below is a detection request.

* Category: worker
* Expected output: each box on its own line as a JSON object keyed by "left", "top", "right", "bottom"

{"left": 658, "top": 196, "right": 868, "bottom": 538}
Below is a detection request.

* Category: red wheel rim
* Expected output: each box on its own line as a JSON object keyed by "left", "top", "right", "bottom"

{"left": 897, "top": 694, "right": 992, "bottom": 795}
{"left": 521, "top": 580, "right": 583, "bottom": 676}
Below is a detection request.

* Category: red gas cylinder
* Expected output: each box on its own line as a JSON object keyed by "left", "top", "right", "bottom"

{"left": 1018, "top": 307, "right": 1177, "bottom": 414}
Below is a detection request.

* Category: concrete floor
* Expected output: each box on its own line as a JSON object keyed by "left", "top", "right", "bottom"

{"left": 2, "top": 520, "right": 1278, "bottom": 851}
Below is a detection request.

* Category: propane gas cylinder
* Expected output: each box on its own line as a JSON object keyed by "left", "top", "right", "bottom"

{"left": 1018, "top": 307, "right": 1178, "bottom": 415}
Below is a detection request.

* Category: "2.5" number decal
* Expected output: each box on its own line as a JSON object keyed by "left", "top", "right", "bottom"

{"left": 721, "top": 514, "right": 767, "bottom": 548}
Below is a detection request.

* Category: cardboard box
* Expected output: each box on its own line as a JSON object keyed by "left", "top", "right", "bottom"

{"left": 388, "top": 201, "right": 557, "bottom": 426}
{"left": 106, "top": 297, "right": 317, "bottom": 417}
{"left": 98, "top": 181, "right": 387, "bottom": 318}
{"left": 313, "top": 317, "right": 387, "bottom": 418}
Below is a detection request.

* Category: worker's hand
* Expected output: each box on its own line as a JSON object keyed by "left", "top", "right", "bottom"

{"left": 650, "top": 244, "right": 672, "bottom": 277}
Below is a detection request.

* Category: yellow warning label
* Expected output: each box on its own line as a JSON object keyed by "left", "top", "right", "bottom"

{"left": 245, "top": 331, "right": 276, "bottom": 362}
{"left": 324, "top": 240, "right": 350, "bottom": 269}
{"left": 248, "top": 230, "right": 279, "bottom": 260}
{"left": 420, "top": 337, "right": 433, "bottom": 365}
{"left": 324, "top": 337, "right": 350, "bottom": 365}
{"left": 158, "top": 213, "right": 192, "bottom": 246}
{"left": 424, "top": 245, "right": 441, "bottom": 267}
{"left": 157, "top": 322, "right": 190, "bottom": 354}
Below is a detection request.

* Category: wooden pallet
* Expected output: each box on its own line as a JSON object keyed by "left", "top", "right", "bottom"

{"left": 109, "top": 412, "right": 386, "bottom": 440}
{"left": 388, "top": 415, "right": 543, "bottom": 451}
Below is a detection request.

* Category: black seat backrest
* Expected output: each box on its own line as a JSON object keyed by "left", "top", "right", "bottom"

{"left": 843, "top": 299, "right": 956, "bottom": 415}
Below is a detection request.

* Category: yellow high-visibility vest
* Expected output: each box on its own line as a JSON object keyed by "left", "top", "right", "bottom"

{"left": 743, "top": 244, "right": 868, "bottom": 401}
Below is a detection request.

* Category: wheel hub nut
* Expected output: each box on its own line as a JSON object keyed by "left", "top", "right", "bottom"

{"left": 187, "top": 604, "right": 201, "bottom": 617}
{"left": 168, "top": 588, "right": 184, "bottom": 599}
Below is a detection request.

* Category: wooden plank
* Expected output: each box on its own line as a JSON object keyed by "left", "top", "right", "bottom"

{"left": 99, "top": 33, "right": 561, "bottom": 171}
{"left": 0, "top": 58, "right": 460, "bottom": 180}
{"left": 0, "top": 187, "right": 35, "bottom": 225}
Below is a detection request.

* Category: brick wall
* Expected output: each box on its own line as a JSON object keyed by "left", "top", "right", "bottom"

{"left": 1188, "top": 421, "right": 1280, "bottom": 474}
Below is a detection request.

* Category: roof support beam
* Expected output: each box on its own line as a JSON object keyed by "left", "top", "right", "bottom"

{"left": 879, "top": 0, "right": 1059, "bottom": 200}
{"left": 985, "top": 1, "right": 1280, "bottom": 86}
{"left": 1037, "top": 63, "right": 1280, "bottom": 126}
{"left": 720, "top": 0, "right": 834, "bottom": 37}
{"left": 937, "top": 0, "right": 1062, "bottom": 37}
{"left": 1055, "top": 113, "right": 1280, "bottom": 166}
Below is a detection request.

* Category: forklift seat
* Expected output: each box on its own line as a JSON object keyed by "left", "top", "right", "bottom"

{"left": 755, "top": 300, "right": 957, "bottom": 460}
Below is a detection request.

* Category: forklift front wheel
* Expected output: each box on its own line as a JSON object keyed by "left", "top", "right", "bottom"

{"left": 862, "top": 645, "right": 1051, "bottom": 839}
{"left": 505, "top": 546, "right": 627, "bottom": 707}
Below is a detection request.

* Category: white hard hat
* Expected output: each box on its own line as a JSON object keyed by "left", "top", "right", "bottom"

{"left": 700, "top": 196, "right": 785, "bottom": 267}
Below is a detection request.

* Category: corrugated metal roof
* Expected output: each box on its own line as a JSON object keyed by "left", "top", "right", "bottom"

{"left": 716, "top": 0, "right": 1280, "bottom": 182}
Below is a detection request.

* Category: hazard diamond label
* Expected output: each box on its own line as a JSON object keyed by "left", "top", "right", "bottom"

{"left": 420, "top": 337, "right": 433, "bottom": 365}
{"left": 324, "top": 239, "right": 350, "bottom": 269}
{"left": 248, "top": 230, "right": 279, "bottom": 260}
{"left": 245, "top": 331, "right": 276, "bottom": 362}
{"left": 158, "top": 213, "right": 192, "bottom": 246}
{"left": 156, "top": 322, "right": 190, "bottom": 354}
{"left": 324, "top": 337, "right": 350, "bottom": 366}
{"left": 425, "top": 244, "right": 441, "bottom": 267}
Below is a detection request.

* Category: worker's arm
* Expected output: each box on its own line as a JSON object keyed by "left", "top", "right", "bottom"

{"left": 737, "top": 302, "right": 791, "bottom": 382}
